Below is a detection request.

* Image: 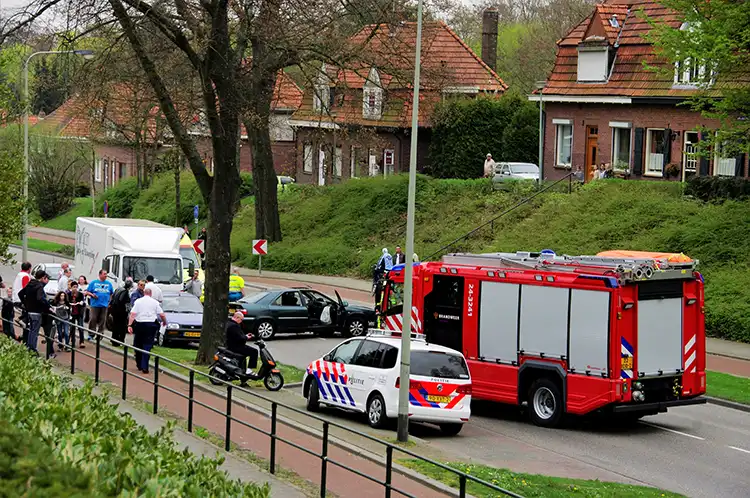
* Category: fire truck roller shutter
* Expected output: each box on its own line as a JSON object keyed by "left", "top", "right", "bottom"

{"left": 478, "top": 282, "right": 520, "bottom": 363}
{"left": 568, "top": 290, "right": 611, "bottom": 374}
{"left": 637, "top": 280, "right": 683, "bottom": 377}
{"left": 519, "top": 285, "right": 568, "bottom": 358}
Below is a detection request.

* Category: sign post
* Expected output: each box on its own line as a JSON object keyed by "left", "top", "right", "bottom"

{"left": 193, "top": 205, "right": 199, "bottom": 226}
{"left": 103, "top": 200, "right": 109, "bottom": 218}
{"left": 252, "top": 239, "right": 268, "bottom": 275}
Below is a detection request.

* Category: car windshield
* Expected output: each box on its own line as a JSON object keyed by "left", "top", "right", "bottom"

{"left": 510, "top": 164, "right": 538, "bottom": 174}
{"left": 240, "top": 292, "right": 268, "bottom": 304}
{"left": 411, "top": 351, "right": 470, "bottom": 379}
{"left": 162, "top": 294, "right": 203, "bottom": 313}
{"left": 123, "top": 257, "right": 182, "bottom": 284}
{"left": 179, "top": 247, "right": 199, "bottom": 269}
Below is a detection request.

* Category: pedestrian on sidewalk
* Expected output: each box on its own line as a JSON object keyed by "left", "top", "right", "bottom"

{"left": 57, "top": 267, "right": 72, "bottom": 293}
{"left": 52, "top": 291, "right": 71, "bottom": 352}
{"left": 228, "top": 268, "right": 245, "bottom": 302}
{"left": 393, "top": 246, "right": 406, "bottom": 266}
{"left": 1, "top": 285, "right": 17, "bottom": 341}
{"left": 84, "top": 270, "right": 114, "bottom": 341}
{"left": 127, "top": 288, "right": 167, "bottom": 374}
{"left": 130, "top": 280, "right": 145, "bottom": 305}
{"left": 78, "top": 275, "right": 92, "bottom": 340}
{"left": 484, "top": 153, "right": 496, "bottom": 178}
{"left": 18, "top": 270, "right": 51, "bottom": 354}
{"left": 57, "top": 262, "right": 70, "bottom": 281}
{"left": 109, "top": 279, "right": 133, "bottom": 346}
{"left": 183, "top": 270, "right": 203, "bottom": 298}
{"left": 12, "top": 262, "right": 32, "bottom": 344}
{"left": 145, "top": 275, "right": 163, "bottom": 304}
{"left": 66, "top": 281, "right": 86, "bottom": 348}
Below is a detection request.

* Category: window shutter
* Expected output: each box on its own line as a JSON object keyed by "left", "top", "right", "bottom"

{"left": 699, "top": 132, "right": 710, "bottom": 175}
{"left": 735, "top": 153, "right": 745, "bottom": 177}
{"left": 663, "top": 128, "right": 672, "bottom": 164}
{"left": 633, "top": 128, "right": 644, "bottom": 175}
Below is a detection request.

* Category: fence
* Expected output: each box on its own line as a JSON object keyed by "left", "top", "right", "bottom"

{"left": 6, "top": 312, "right": 524, "bottom": 498}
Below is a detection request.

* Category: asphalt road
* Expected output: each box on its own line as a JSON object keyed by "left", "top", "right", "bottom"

{"left": 4, "top": 248, "right": 750, "bottom": 497}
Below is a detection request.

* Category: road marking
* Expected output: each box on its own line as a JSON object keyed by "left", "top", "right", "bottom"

{"left": 640, "top": 421, "right": 705, "bottom": 440}
{"left": 729, "top": 446, "right": 750, "bottom": 455}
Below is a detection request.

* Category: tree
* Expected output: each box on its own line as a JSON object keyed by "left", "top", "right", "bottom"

{"left": 649, "top": 0, "right": 750, "bottom": 153}
{"left": 0, "top": 126, "right": 25, "bottom": 263}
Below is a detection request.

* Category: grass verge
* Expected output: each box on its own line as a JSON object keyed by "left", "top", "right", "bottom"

{"left": 11, "top": 237, "right": 74, "bottom": 256}
{"left": 38, "top": 197, "right": 92, "bottom": 232}
{"left": 706, "top": 370, "right": 750, "bottom": 405}
{"left": 399, "top": 460, "right": 682, "bottom": 498}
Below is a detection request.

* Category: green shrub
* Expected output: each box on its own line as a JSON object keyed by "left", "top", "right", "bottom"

{"left": 131, "top": 172, "right": 207, "bottom": 226}
{"left": 74, "top": 183, "right": 91, "bottom": 197}
{"left": 240, "top": 172, "right": 255, "bottom": 198}
{"left": 684, "top": 176, "right": 750, "bottom": 202}
{"left": 95, "top": 176, "right": 141, "bottom": 218}
{"left": 0, "top": 338, "right": 269, "bottom": 498}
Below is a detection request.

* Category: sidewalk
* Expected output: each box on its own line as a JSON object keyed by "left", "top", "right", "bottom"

{"left": 48, "top": 342, "right": 452, "bottom": 498}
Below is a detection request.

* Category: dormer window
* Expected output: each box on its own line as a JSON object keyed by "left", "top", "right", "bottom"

{"left": 673, "top": 22, "right": 715, "bottom": 88}
{"left": 609, "top": 14, "right": 619, "bottom": 28}
{"left": 577, "top": 41, "right": 609, "bottom": 82}
{"left": 362, "top": 67, "right": 383, "bottom": 120}
{"left": 313, "top": 63, "right": 330, "bottom": 114}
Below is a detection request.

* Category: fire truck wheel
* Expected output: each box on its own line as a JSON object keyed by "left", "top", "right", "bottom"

{"left": 366, "top": 393, "right": 388, "bottom": 429}
{"left": 306, "top": 378, "right": 320, "bottom": 412}
{"left": 529, "top": 378, "right": 563, "bottom": 427}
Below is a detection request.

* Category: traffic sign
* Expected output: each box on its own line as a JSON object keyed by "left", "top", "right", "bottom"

{"left": 252, "top": 239, "right": 268, "bottom": 256}
{"left": 193, "top": 205, "right": 199, "bottom": 224}
{"left": 103, "top": 200, "right": 109, "bottom": 217}
{"left": 193, "top": 239, "right": 205, "bottom": 255}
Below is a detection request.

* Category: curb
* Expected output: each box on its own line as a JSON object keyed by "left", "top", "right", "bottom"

{"left": 238, "top": 270, "right": 371, "bottom": 295}
{"left": 706, "top": 396, "right": 750, "bottom": 413}
{"left": 96, "top": 342, "right": 456, "bottom": 497}
{"left": 707, "top": 352, "right": 750, "bottom": 363}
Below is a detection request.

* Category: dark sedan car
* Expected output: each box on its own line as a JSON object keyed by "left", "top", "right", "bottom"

{"left": 229, "top": 288, "right": 376, "bottom": 340}
{"left": 157, "top": 292, "right": 203, "bottom": 347}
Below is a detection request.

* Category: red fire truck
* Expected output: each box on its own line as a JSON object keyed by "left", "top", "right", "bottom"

{"left": 379, "top": 250, "right": 707, "bottom": 427}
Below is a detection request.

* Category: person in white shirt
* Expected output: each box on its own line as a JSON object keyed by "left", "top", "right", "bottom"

{"left": 127, "top": 288, "right": 167, "bottom": 374}
{"left": 484, "top": 153, "right": 496, "bottom": 178}
{"left": 144, "top": 275, "right": 163, "bottom": 303}
{"left": 12, "top": 262, "right": 32, "bottom": 304}
{"left": 57, "top": 262, "right": 70, "bottom": 281}
{"left": 57, "top": 267, "right": 72, "bottom": 293}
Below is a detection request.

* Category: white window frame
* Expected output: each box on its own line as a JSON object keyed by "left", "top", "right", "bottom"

{"left": 644, "top": 128, "right": 666, "bottom": 177}
{"left": 553, "top": 119, "right": 573, "bottom": 167}
{"left": 312, "top": 64, "right": 330, "bottom": 114}
{"left": 334, "top": 146, "right": 343, "bottom": 178}
{"left": 303, "top": 144, "right": 313, "bottom": 173}
{"left": 362, "top": 68, "right": 383, "bottom": 120}
{"left": 95, "top": 159, "right": 102, "bottom": 182}
{"left": 383, "top": 149, "right": 395, "bottom": 176}
{"left": 673, "top": 22, "right": 715, "bottom": 88}
{"left": 683, "top": 131, "right": 699, "bottom": 176}
{"left": 610, "top": 123, "right": 632, "bottom": 171}
{"left": 350, "top": 145, "right": 358, "bottom": 178}
{"left": 714, "top": 137, "right": 736, "bottom": 177}
{"left": 368, "top": 151, "right": 378, "bottom": 177}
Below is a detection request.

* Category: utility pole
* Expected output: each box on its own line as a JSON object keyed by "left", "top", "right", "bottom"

{"left": 397, "top": 0, "right": 423, "bottom": 443}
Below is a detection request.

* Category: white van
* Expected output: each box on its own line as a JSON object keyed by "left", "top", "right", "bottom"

{"left": 302, "top": 331, "right": 472, "bottom": 435}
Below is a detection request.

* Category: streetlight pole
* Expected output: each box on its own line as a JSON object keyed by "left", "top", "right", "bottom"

{"left": 22, "top": 49, "right": 94, "bottom": 262}
{"left": 397, "top": 0, "right": 423, "bottom": 443}
{"left": 535, "top": 81, "right": 545, "bottom": 187}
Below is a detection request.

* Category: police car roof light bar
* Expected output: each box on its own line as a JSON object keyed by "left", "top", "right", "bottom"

{"left": 368, "top": 328, "right": 427, "bottom": 342}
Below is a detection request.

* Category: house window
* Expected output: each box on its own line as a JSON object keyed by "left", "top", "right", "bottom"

{"left": 673, "top": 23, "right": 714, "bottom": 87}
{"left": 611, "top": 124, "right": 632, "bottom": 170}
{"left": 118, "top": 162, "right": 126, "bottom": 179}
{"left": 645, "top": 128, "right": 666, "bottom": 176}
{"left": 350, "top": 146, "right": 358, "bottom": 178}
{"left": 577, "top": 45, "right": 609, "bottom": 82}
{"left": 269, "top": 114, "right": 295, "bottom": 142}
{"left": 714, "top": 141, "right": 736, "bottom": 177}
{"left": 303, "top": 144, "right": 313, "bottom": 173}
{"left": 334, "top": 146, "right": 342, "bottom": 178}
{"left": 683, "top": 132, "right": 699, "bottom": 174}
{"left": 103, "top": 159, "right": 109, "bottom": 187}
{"left": 384, "top": 149, "right": 395, "bottom": 176}
{"left": 312, "top": 64, "right": 331, "bottom": 114}
{"left": 368, "top": 150, "right": 378, "bottom": 177}
{"left": 95, "top": 159, "right": 102, "bottom": 182}
{"left": 554, "top": 120, "right": 573, "bottom": 167}
{"left": 362, "top": 68, "right": 383, "bottom": 120}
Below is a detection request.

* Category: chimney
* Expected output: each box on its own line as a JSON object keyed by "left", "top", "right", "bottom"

{"left": 481, "top": 8, "right": 499, "bottom": 72}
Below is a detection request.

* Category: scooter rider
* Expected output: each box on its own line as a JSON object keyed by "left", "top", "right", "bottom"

{"left": 226, "top": 312, "right": 258, "bottom": 384}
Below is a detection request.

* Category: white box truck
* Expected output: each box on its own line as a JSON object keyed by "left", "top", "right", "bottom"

{"left": 74, "top": 217, "right": 190, "bottom": 292}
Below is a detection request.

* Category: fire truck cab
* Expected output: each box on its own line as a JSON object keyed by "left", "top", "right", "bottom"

{"left": 379, "top": 250, "right": 707, "bottom": 427}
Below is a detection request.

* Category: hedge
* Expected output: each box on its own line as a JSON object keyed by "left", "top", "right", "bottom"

{"left": 0, "top": 338, "right": 269, "bottom": 498}
{"left": 685, "top": 176, "right": 750, "bottom": 202}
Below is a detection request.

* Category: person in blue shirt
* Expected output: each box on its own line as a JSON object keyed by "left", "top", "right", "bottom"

{"left": 84, "top": 269, "right": 114, "bottom": 340}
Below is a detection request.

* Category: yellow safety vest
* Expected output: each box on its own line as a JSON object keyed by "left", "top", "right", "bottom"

{"left": 229, "top": 274, "right": 245, "bottom": 293}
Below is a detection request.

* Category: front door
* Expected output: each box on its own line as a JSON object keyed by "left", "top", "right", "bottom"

{"left": 423, "top": 275, "right": 464, "bottom": 352}
{"left": 585, "top": 126, "right": 599, "bottom": 181}
{"left": 269, "top": 291, "right": 308, "bottom": 331}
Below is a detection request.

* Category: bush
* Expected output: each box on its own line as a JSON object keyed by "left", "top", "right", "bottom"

{"left": 240, "top": 172, "right": 255, "bottom": 198}
{"left": 684, "top": 176, "right": 750, "bottom": 202}
{"left": 95, "top": 176, "right": 141, "bottom": 218}
{"left": 74, "top": 183, "right": 91, "bottom": 197}
{"left": 28, "top": 136, "right": 89, "bottom": 220}
{"left": 0, "top": 338, "right": 269, "bottom": 497}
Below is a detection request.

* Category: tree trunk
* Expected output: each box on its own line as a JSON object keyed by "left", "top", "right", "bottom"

{"left": 174, "top": 152, "right": 181, "bottom": 226}
{"left": 244, "top": 70, "right": 282, "bottom": 242}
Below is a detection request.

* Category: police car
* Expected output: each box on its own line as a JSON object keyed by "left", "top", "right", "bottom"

{"left": 302, "top": 330, "right": 472, "bottom": 435}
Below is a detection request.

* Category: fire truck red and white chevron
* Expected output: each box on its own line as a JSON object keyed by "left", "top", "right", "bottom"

{"left": 384, "top": 306, "right": 422, "bottom": 334}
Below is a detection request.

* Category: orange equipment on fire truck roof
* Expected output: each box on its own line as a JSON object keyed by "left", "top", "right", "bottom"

{"left": 379, "top": 250, "right": 707, "bottom": 427}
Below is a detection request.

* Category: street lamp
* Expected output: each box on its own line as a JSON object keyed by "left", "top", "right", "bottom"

{"left": 396, "top": 0, "right": 423, "bottom": 443}
{"left": 535, "top": 80, "right": 546, "bottom": 187}
{"left": 22, "top": 49, "right": 94, "bottom": 262}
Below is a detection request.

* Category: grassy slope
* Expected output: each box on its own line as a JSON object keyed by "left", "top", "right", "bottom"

{"left": 38, "top": 197, "right": 92, "bottom": 231}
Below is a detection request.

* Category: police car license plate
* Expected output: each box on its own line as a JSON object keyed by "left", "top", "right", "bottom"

{"left": 426, "top": 395, "right": 451, "bottom": 404}
{"left": 184, "top": 332, "right": 201, "bottom": 338}
{"left": 621, "top": 357, "right": 633, "bottom": 370}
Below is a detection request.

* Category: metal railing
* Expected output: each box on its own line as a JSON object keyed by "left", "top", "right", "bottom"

{"left": 426, "top": 172, "right": 577, "bottom": 261}
{"left": 5, "top": 311, "right": 523, "bottom": 498}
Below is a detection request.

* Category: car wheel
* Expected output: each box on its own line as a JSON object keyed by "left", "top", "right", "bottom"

{"left": 344, "top": 318, "right": 366, "bottom": 337}
{"left": 528, "top": 378, "right": 563, "bottom": 428}
{"left": 439, "top": 423, "right": 463, "bottom": 436}
{"left": 366, "top": 393, "right": 388, "bottom": 429}
{"left": 255, "top": 320, "right": 276, "bottom": 340}
{"left": 306, "top": 378, "right": 320, "bottom": 412}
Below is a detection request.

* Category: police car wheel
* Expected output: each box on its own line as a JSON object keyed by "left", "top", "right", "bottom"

{"left": 306, "top": 379, "right": 320, "bottom": 412}
{"left": 528, "top": 378, "right": 563, "bottom": 428}
{"left": 439, "top": 423, "right": 463, "bottom": 436}
{"left": 367, "top": 393, "right": 387, "bottom": 429}
{"left": 256, "top": 320, "right": 276, "bottom": 340}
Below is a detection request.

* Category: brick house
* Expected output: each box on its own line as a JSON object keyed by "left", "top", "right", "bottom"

{"left": 37, "top": 71, "right": 303, "bottom": 191}
{"left": 536, "top": 0, "right": 749, "bottom": 182}
{"left": 290, "top": 20, "right": 507, "bottom": 185}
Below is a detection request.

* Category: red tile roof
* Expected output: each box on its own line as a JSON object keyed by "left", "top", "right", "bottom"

{"left": 292, "top": 21, "right": 507, "bottom": 129}
{"left": 541, "top": 1, "right": 750, "bottom": 99}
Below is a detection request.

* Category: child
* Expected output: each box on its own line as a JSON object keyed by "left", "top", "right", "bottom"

{"left": 66, "top": 282, "right": 86, "bottom": 348}
{"left": 52, "top": 291, "right": 71, "bottom": 351}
